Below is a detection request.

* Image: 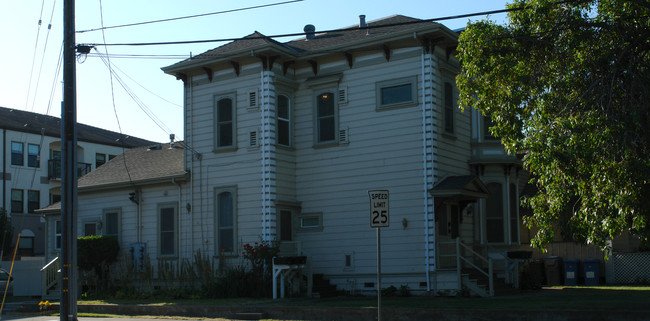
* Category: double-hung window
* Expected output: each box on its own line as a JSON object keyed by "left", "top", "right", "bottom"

{"left": 104, "top": 208, "right": 120, "bottom": 239}
{"left": 96, "top": 153, "right": 106, "bottom": 168}
{"left": 55, "top": 220, "right": 62, "bottom": 250}
{"left": 316, "top": 92, "right": 336, "bottom": 144}
{"left": 28, "top": 144, "right": 39, "bottom": 168}
{"left": 28, "top": 190, "right": 39, "bottom": 213}
{"left": 11, "top": 189, "right": 23, "bottom": 213}
{"left": 444, "top": 81, "right": 455, "bottom": 134}
{"left": 159, "top": 203, "right": 177, "bottom": 256}
{"left": 486, "top": 183, "right": 504, "bottom": 243}
{"left": 216, "top": 187, "right": 236, "bottom": 254}
{"left": 277, "top": 94, "right": 291, "bottom": 147}
{"left": 215, "top": 94, "right": 236, "bottom": 150}
{"left": 11, "top": 142, "right": 23, "bottom": 166}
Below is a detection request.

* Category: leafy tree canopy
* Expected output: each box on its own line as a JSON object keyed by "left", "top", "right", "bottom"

{"left": 457, "top": 0, "right": 650, "bottom": 249}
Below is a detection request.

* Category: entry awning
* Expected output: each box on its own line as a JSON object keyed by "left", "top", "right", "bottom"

{"left": 429, "top": 175, "right": 488, "bottom": 201}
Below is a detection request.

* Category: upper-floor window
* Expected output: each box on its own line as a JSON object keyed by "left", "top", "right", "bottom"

{"left": 277, "top": 94, "right": 291, "bottom": 147}
{"left": 444, "top": 82, "right": 455, "bottom": 134}
{"left": 11, "top": 189, "right": 23, "bottom": 213}
{"left": 11, "top": 142, "right": 23, "bottom": 166}
{"left": 28, "top": 144, "right": 40, "bottom": 168}
{"left": 486, "top": 182, "right": 504, "bottom": 243}
{"left": 28, "top": 190, "right": 39, "bottom": 213}
{"left": 96, "top": 153, "right": 106, "bottom": 168}
{"left": 509, "top": 183, "right": 519, "bottom": 243}
{"left": 316, "top": 92, "right": 337, "bottom": 144}
{"left": 483, "top": 115, "right": 497, "bottom": 140}
{"left": 216, "top": 187, "right": 236, "bottom": 254}
{"left": 376, "top": 76, "right": 418, "bottom": 110}
{"left": 159, "top": 203, "right": 177, "bottom": 256}
{"left": 215, "top": 95, "right": 236, "bottom": 150}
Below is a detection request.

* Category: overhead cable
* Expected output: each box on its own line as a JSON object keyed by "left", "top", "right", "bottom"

{"left": 76, "top": 0, "right": 305, "bottom": 33}
{"left": 82, "top": 0, "right": 580, "bottom": 47}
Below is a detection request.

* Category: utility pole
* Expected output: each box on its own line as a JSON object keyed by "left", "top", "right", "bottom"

{"left": 61, "top": 0, "right": 77, "bottom": 320}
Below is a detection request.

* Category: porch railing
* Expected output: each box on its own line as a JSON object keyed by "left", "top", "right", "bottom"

{"left": 456, "top": 239, "right": 494, "bottom": 296}
{"left": 40, "top": 256, "right": 60, "bottom": 297}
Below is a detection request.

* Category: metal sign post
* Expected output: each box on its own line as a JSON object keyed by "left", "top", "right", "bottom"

{"left": 369, "top": 190, "right": 389, "bottom": 321}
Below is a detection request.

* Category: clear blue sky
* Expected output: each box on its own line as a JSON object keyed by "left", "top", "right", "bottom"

{"left": 0, "top": 0, "right": 510, "bottom": 143}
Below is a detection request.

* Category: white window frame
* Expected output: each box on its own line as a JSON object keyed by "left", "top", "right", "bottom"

{"left": 215, "top": 186, "right": 237, "bottom": 256}
{"left": 298, "top": 212, "right": 323, "bottom": 232}
{"left": 27, "top": 143, "right": 40, "bottom": 168}
{"left": 375, "top": 76, "right": 418, "bottom": 110}
{"left": 277, "top": 94, "right": 292, "bottom": 147}
{"left": 214, "top": 93, "right": 237, "bottom": 151}
{"left": 313, "top": 90, "right": 338, "bottom": 146}
{"left": 11, "top": 142, "right": 23, "bottom": 166}
{"left": 443, "top": 79, "right": 456, "bottom": 135}
{"left": 158, "top": 202, "right": 178, "bottom": 257}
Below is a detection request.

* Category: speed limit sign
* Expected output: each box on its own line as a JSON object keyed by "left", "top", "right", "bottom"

{"left": 369, "top": 190, "right": 389, "bottom": 228}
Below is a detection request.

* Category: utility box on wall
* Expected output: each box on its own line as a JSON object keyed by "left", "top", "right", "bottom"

{"left": 129, "top": 242, "right": 146, "bottom": 272}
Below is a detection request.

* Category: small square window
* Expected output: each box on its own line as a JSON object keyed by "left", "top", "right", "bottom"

{"left": 298, "top": 212, "right": 323, "bottom": 232}
{"left": 376, "top": 76, "right": 418, "bottom": 110}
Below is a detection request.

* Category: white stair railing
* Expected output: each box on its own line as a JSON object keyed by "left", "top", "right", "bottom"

{"left": 40, "top": 256, "right": 60, "bottom": 297}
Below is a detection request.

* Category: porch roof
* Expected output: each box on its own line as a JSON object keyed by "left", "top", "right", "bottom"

{"left": 429, "top": 175, "right": 488, "bottom": 201}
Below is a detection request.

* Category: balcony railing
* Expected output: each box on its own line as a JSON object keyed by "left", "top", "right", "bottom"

{"left": 48, "top": 159, "right": 92, "bottom": 180}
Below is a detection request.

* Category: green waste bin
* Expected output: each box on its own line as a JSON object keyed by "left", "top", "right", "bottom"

{"left": 583, "top": 259, "right": 600, "bottom": 285}
{"left": 563, "top": 259, "right": 579, "bottom": 285}
{"left": 544, "top": 256, "right": 563, "bottom": 286}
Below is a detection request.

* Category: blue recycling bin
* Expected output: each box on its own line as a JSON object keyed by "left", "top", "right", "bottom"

{"left": 583, "top": 259, "right": 600, "bottom": 285}
{"left": 564, "top": 259, "right": 579, "bottom": 285}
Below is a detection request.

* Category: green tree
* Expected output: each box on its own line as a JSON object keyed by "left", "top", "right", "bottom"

{"left": 457, "top": 0, "right": 650, "bottom": 249}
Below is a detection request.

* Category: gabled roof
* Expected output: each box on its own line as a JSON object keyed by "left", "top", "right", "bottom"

{"left": 77, "top": 142, "right": 188, "bottom": 191}
{"left": 163, "top": 15, "right": 454, "bottom": 74}
{"left": 0, "top": 106, "right": 155, "bottom": 148}
{"left": 430, "top": 175, "right": 489, "bottom": 200}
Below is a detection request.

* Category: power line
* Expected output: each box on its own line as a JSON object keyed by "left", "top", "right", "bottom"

{"left": 81, "top": 0, "right": 581, "bottom": 48}
{"left": 25, "top": 0, "right": 48, "bottom": 109}
{"left": 76, "top": 0, "right": 305, "bottom": 33}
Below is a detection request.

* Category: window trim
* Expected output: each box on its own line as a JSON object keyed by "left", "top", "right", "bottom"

{"left": 11, "top": 142, "right": 24, "bottom": 166}
{"left": 95, "top": 153, "right": 107, "bottom": 168}
{"left": 213, "top": 93, "right": 237, "bottom": 151}
{"left": 215, "top": 186, "right": 237, "bottom": 256}
{"left": 27, "top": 143, "right": 40, "bottom": 168}
{"left": 313, "top": 90, "right": 339, "bottom": 146}
{"left": 158, "top": 202, "right": 178, "bottom": 258}
{"left": 276, "top": 93, "right": 292, "bottom": 148}
{"left": 485, "top": 182, "right": 505, "bottom": 244}
{"left": 375, "top": 76, "right": 418, "bottom": 110}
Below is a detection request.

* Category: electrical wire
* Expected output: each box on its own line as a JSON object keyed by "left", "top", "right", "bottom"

{"left": 76, "top": 0, "right": 305, "bottom": 33}
{"left": 45, "top": 42, "right": 64, "bottom": 116}
{"left": 95, "top": 49, "right": 174, "bottom": 135}
{"left": 98, "top": 0, "right": 135, "bottom": 187}
{"left": 99, "top": 60, "right": 182, "bottom": 108}
{"left": 24, "top": 0, "right": 48, "bottom": 110}
{"left": 29, "top": 0, "right": 59, "bottom": 113}
{"left": 82, "top": 0, "right": 583, "bottom": 48}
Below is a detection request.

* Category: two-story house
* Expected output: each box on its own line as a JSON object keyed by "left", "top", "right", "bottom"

{"left": 0, "top": 106, "right": 154, "bottom": 257}
{"left": 156, "top": 15, "right": 529, "bottom": 296}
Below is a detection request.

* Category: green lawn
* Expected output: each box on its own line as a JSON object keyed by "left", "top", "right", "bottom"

{"left": 74, "top": 286, "right": 650, "bottom": 311}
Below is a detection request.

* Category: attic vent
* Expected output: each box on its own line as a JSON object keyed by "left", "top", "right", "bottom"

{"left": 338, "top": 86, "right": 348, "bottom": 104}
{"left": 147, "top": 144, "right": 162, "bottom": 150}
{"left": 338, "top": 127, "right": 349, "bottom": 144}
{"left": 249, "top": 130, "right": 259, "bottom": 147}
{"left": 249, "top": 91, "right": 257, "bottom": 108}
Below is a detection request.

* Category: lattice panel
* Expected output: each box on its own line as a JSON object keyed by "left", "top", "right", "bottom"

{"left": 612, "top": 253, "right": 650, "bottom": 284}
